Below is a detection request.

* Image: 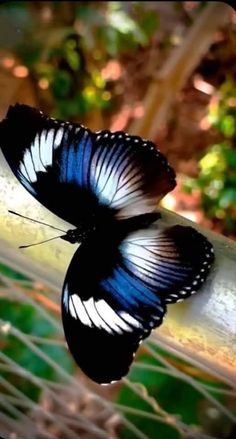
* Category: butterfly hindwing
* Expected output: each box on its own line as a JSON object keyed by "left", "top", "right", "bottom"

{"left": 61, "top": 224, "right": 167, "bottom": 384}
{"left": 61, "top": 219, "right": 214, "bottom": 384}
{"left": 160, "top": 225, "right": 214, "bottom": 303}
{"left": 120, "top": 224, "right": 214, "bottom": 304}
{"left": 0, "top": 104, "right": 176, "bottom": 227}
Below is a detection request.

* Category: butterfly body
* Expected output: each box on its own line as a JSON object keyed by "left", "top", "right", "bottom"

{"left": 0, "top": 104, "right": 215, "bottom": 384}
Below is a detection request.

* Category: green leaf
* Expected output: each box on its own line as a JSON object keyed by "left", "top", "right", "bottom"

{"left": 223, "top": 148, "right": 236, "bottom": 168}
{"left": 139, "top": 11, "right": 159, "bottom": 37}
{"left": 219, "top": 189, "right": 236, "bottom": 208}
{"left": 220, "top": 115, "right": 235, "bottom": 138}
{"left": 52, "top": 70, "right": 72, "bottom": 98}
{"left": 0, "top": 262, "right": 31, "bottom": 281}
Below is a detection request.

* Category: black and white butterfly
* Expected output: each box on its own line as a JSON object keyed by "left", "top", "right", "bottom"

{"left": 0, "top": 104, "right": 214, "bottom": 384}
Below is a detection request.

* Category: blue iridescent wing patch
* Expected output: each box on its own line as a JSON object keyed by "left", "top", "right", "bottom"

{"left": 0, "top": 104, "right": 176, "bottom": 227}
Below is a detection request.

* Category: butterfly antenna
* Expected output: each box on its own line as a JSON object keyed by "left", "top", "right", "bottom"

{"left": 8, "top": 210, "right": 67, "bottom": 233}
{"left": 19, "top": 234, "right": 65, "bottom": 249}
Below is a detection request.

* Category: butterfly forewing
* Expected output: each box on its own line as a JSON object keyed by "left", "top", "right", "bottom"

{"left": 0, "top": 104, "right": 176, "bottom": 227}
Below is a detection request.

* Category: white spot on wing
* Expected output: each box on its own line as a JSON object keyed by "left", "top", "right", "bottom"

{"left": 30, "top": 134, "right": 45, "bottom": 173}
{"left": 19, "top": 162, "right": 28, "bottom": 179}
{"left": 54, "top": 128, "right": 64, "bottom": 148}
{"left": 119, "top": 311, "right": 141, "bottom": 328}
{"left": 69, "top": 297, "right": 77, "bottom": 319}
{"left": 22, "top": 150, "right": 37, "bottom": 182}
{"left": 96, "top": 299, "right": 132, "bottom": 334}
{"left": 70, "top": 294, "right": 93, "bottom": 327}
{"left": 83, "top": 297, "right": 113, "bottom": 333}
{"left": 39, "top": 129, "right": 54, "bottom": 167}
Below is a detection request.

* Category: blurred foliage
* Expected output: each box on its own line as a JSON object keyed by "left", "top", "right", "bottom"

{"left": 0, "top": 261, "right": 30, "bottom": 281}
{"left": 183, "top": 77, "right": 236, "bottom": 235}
{"left": 1, "top": 1, "right": 158, "bottom": 119}
{"left": 0, "top": 262, "right": 75, "bottom": 407}
{"left": 117, "top": 344, "right": 231, "bottom": 439}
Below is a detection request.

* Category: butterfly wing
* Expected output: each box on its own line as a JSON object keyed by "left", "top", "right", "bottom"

{"left": 120, "top": 224, "right": 215, "bottom": 304}
{"left": 61, "top": 231, "right": 166, "bottom": 384}
{"left": 61, "top": 222, "right": 214, "bottom": 384}
{"left": 0, "top": 104, "right": 176, "bottom": 226}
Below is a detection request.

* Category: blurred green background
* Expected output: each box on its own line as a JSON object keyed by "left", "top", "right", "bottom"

{"left": 0, "top": 2, "right": 236, "bottom": 438}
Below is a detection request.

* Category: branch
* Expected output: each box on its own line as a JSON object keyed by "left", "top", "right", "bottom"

{"left": 0, "top": 152, "right": 236, "bottom": 387}
{"left": 129, "top": 2, "right": 232, "bottom": 140}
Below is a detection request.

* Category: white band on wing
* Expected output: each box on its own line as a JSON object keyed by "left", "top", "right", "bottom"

{"left": 68, "top": 294, "right": 137, "bottom": 335}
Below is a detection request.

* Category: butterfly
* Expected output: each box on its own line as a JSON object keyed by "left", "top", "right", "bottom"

{"left": 0, "top": 104, "right": 214, "bottom": 384}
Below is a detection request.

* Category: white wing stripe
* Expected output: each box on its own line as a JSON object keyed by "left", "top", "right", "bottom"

{"left": 30, "top": 134, "right": 45, "bottom": 173}
{"left": 69, "top": 295, "right": 134, "bottom": 335}
{"left": 22, "top": 150, "right": 37, "bottom": 182}
{"left": 83, "top": 297, "right": 113, "bottom": 333}
{"left": 54, "top": 128, "right": 64, "bottom": 148}
{"left": 119, "top": 311, "right": 142, "bottom": 329}
{"left": 39, "top": 129, "right": 54, "bottom": 167}
{"left": 19, "top": 162, "right": 29, "bottom": 179}
{"left": 70, "top": 294, "right": 93, "bottom": 327}
{"left": 96, "top": 299, "right": 132, "bottom": 333}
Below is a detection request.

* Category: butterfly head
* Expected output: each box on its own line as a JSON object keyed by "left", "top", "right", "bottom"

{"left": 61, "top": 224, "right": 96, "bottom": 244}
